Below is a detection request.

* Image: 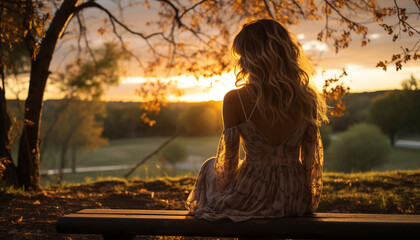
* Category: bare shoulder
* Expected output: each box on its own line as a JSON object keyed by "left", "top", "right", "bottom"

{"left": 222, "top": 89, "right": 240, "bottom": 128}
{"left": 223, "top": 89, "right": 238, "bottom": 102}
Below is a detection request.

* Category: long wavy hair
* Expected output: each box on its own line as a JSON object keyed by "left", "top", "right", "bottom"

{"left": 231, "top": 19, "right": 328, "bottom": 126}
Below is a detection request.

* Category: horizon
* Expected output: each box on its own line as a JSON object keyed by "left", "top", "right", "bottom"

{"left": 11, "top": 88, "right": 400, "bottom": 104}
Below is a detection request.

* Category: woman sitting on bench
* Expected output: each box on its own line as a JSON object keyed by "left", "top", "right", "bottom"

{"left": 186, "top": 19, "right": 328, "bottom": 222}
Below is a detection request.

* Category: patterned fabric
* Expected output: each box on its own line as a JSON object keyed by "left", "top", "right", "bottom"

{"left": 185, "top": 119, "right": 324, "bottom": 222}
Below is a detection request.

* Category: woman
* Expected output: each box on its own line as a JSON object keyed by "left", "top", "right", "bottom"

{"left": 186, "top": 19, "right": 328, "bottom": 222}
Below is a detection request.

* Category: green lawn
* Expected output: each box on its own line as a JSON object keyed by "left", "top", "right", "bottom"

{"left": 374, "top": 146, "right": 420, "bottom": 171}
{"left": 41, "top": 136, "right": 220, "bottom": 169}
{"left": 40, "top": 136, "right": 220, "bottom": 186}
{"left": 39, "top": 135, "right": 420, "bottom": 186}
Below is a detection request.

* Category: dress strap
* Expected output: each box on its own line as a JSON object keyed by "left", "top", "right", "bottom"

{"left": 248, "top": 104, "right": 257, "bottom": 120}
{"left": 237, "top": 89, "right": 257, "bottom": 121}
{"left": 237, "top": 90, "right": 247, "bottom": 120}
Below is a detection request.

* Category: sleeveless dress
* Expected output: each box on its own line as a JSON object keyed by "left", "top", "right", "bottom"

{"left": 186, "top": 91, "right": 324, "bottom": 222}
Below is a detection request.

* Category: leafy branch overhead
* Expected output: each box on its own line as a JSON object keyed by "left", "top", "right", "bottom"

{"left": 322, "top": 69, "right": 350, "bottom": 117}
{"left": 2, "top": 1, "right": 419, "bottom": 77}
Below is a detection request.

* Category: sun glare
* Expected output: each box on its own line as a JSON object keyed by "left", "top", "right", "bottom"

{"left": 105, "top": 63, "right": 420, "bottom": 103}
{"left": 170, "top": 72, "right": 238, "bottom": 102}
{"left": 119, "top": 72, "right": 238, "bottom": 102}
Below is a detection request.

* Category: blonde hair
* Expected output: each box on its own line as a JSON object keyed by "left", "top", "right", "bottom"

{"left": 231, "top": 19, "right": 328, "bottom": 126}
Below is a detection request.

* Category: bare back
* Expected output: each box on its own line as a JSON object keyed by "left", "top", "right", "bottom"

{"left": 223, "top": 87, "right": 302, "bottom": 146}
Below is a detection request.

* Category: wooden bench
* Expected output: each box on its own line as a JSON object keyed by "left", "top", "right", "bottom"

{"left": 56, "top": 209, "right": 420, "bottom": 240}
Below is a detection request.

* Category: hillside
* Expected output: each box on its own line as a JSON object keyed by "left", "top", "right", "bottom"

{"left": 1, "top": 170, "right": 419, "bottom": 240}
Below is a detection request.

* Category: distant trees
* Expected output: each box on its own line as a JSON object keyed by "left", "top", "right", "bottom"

{"left": 327, "top": 90, "right": 393, "bottom": 132}
{"left": 41, "top": 101, "right": 108, "bottom": 181}
{"left": 103, "top": 103, "right": 143, "bottom": 139}
{"left": 103, "top": 101, "right": 223, "bottom": 139}
{"left": 369, "top": 91, "right": 404, "bottom": 146}
{"left": 1, "top": 0, "right": 419, "bottom": 189}
{"left": 319, "top": 125, "right": 332, "bottom": 150}
{"left": 38, "top": 43, "right": 125, "bottom": 182}
{"left": 370, "top": 75, "right": 420, "bottom": 145}
{"left": 40, "top": 43, "right": 124, "bottom": 159}
{"left": 177, "top": 102, "right": 223, "bottom": 136}
{"left": 103, "top": 103, "right": 181, "bottom": 139}
{"left": 326, "top": 123, "right": 389, "bottom": 172}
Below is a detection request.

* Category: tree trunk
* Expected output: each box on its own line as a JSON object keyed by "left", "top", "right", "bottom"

{"left": 0, "top": 87, "right": 20, "bottom": 187}
{"left": 17, "top": 78, "right": 44, "bottom": 190}
{"left": 58, "top": 116, "right": 84, "bottom": 183}
{"left": 40, "top": 98, "right": 71, "bottom": 162}
{"left": 0, "top": 38, "right": 20, "bottom": 187}
{"left": 58, "top": 139, "right": 69, "bottom": 185}
{"left": 390, "top": 133, "right": 395, "bottom": 146}
{"left": 16, "top": 0, "right": 80, "bottom": 190}
{"left": 71, "top": 147, "right": 77, "bottom": 173}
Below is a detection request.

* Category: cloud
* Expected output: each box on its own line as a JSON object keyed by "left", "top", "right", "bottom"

{"left": 369, "top": 33, "right": 381, "bottom": 39}
{"left": 297, "top": 34, "right": 305, "bottom": 40}
{"left": 302, "top": 40, "right": 329, "bottom": 52}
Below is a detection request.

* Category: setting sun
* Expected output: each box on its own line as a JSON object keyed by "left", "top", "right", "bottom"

{"left": 107, "top": 72, "right": 238, "bottom": 102}
{"left": 104, "top": 65, "right": 420, "bottom": 103}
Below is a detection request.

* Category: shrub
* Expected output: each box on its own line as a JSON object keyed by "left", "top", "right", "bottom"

{"left": 325, "top": 123, "right": 389, "bottom": 172}
{"left": 320, "top": 125, "right": 332, "bottom": 150}
{"left": 177, "top": 104, "right": 222, "bottom": 136}
{"left": 161, "top": 142, "right": 188, "bottom": 167}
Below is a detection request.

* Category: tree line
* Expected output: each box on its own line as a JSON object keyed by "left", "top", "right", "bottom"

{"left": 7, "top": 99, "right": 223, "bottom": 143}
{"left": 104, "top": 101, "right": 223, "bottom": 138}
{"left": 322, "top": 75, "right": 420, "bottom": 172}
{"left": 326, "top": 75, "right": 420, "bottom": 144}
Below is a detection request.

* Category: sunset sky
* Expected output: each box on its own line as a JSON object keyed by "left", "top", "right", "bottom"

{"left": 102, "top": 19, "right": 420, "bottom": 102}
{"left": 102, "top": 0, "right": 420, "bottom": 102}
{"left": 7, "top": 1, "right": 419, "bottom": 103}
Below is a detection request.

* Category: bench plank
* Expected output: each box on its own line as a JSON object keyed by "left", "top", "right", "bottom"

{"left": 56, "top": 209, "right": 420, "bottom": 239}
{"left": 78, "top": 209, "right": 190, "bottom": 215}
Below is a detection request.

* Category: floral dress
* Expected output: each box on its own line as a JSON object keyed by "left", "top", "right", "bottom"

{"left": 186, "top": 96, "right": 324, "bottom": 222}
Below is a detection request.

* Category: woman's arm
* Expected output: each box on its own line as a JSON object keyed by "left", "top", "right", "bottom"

{"left": 222, "top": 90, "right": 240, "bottom": 129}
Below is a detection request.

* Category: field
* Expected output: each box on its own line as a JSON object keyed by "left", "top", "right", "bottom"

{"left": 40, "top": 136, "right": 221, "bottom": 186}
{"left": 38, "top": 136, "right": 420, "bottom": 186}
{"left": 1, "top": 170, "right": 419, "bottom": 240}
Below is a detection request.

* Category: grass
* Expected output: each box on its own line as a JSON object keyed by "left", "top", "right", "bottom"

{"left": 39, "top": 136, "right": 218, "bottom": 185}
{"left": 41, "top": 167, "right": 198, "bottom": 187}
{"left": 376, "top": 146, "right": 420, "bottom": 171}
{"left": 34, "top": 135, "right": 420, "bottom": 186}
{"left": 320, "top": 170, "right": 419, "bottom": 214}
{"left": 40, "top": 136, "right": 220, "bottom": 169}
{"left": 2, "top": 170, "right": 419, "bottom": 240}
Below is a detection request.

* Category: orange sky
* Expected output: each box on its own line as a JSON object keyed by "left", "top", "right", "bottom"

{"left": 101, "top": 65, "right": 420, "bottom": 102}
{"left": 100, "top": 0, "right": 420, "bottom": 102}
{"left": 6, "top": 1, "right": 420, "bottom": 102}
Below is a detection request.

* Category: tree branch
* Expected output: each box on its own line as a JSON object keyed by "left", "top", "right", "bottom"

{"left": 291, "top": 0, "right": 306, "bottom": 18}
{"left": 123, "top": 132, "right": 179, "bottom": 178}
{"left": 324, "top": 0, "right": 359, "bottom": 25}
{"left": 75, "top": 1, "right": 173, "bottom": 43}
{"left": 394, "top": 0, "right": 420, "bottom": 35}
{"left": 179, "top": 0, "right": 209, "bottom": 19}
{"left": 157, "top": 0, "right": 207, "bottom": 42}
{"left": 76, "top": 12, "right": 97, "bottom": 65}
{"left": 262, "top": 0, "right": 274, "bottom": 18}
